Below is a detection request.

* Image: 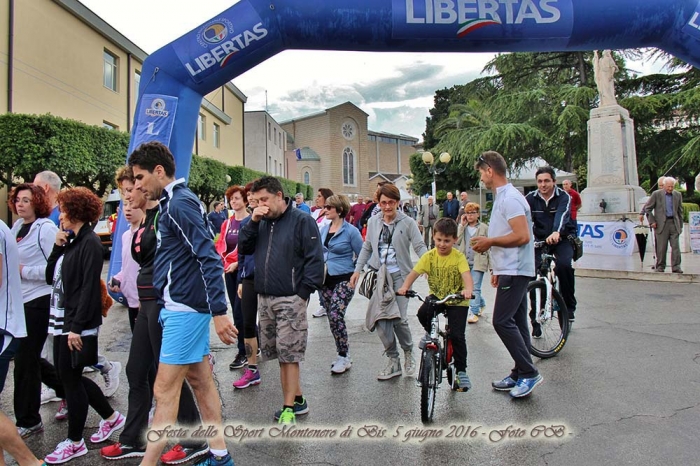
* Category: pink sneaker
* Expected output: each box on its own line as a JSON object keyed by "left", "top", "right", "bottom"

{"left": 232, "top": 368, "right": 261, "bottom": 389}
{"left": 90, "top": 412, "right": 126, "bottom": 443}
{"left": 55, "top": 399, "right": 68, "bottom": 421}
{"left": 45, "top": 439, "right": 88, "bottom": 464}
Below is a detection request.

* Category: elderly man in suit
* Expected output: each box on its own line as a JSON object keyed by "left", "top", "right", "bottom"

{"left": 643, "top": 177, "right": 684, "bottom": 273}
{"left": 419, "top": 196, "right": 440, "bottom": 248}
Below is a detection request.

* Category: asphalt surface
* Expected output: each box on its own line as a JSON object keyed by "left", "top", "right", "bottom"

{"left": 2, "top": 265, "right": 700, "bottom": 466}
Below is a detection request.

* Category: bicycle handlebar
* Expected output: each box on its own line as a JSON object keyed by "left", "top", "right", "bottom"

{"left": 401, "top": 290, "right": 474, "bottom": 303}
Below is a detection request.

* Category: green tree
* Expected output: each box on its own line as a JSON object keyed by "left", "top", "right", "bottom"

{"left": 0, "top": 113, "right": 128, "bottom": 196}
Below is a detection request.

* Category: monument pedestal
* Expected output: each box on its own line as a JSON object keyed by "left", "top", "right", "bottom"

{"left": 580, "top": 105, "right": 645, "bottom": 221}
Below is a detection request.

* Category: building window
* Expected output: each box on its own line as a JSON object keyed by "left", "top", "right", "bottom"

{"left": 274, "top": 128, "right": 277, "bottom": 146}
{"left": 341, "top": 120, "right": 356, "bottom": 140}
{"left": 368, "top": 134, "right": 377, "bottom": 142}
{"left": 304, "top": 171, "right": 310, "bottom": 185}
{"left": 103, "top": 121, "right": 118, "bottom": 130}
{"left": 213, "top": 123, "right": 220, "bottom": 148}
{"left": 269, "top": 156, "right": 272, "bottom": 174}
{"left": 343, "top": 147, "right": 356, "bottom": 186}
{"left": 198, "top": 114, "right": 206, "bottom": 140}
{"left": 268, "top": 122, "right": 271, "bottom": 140}
{"left": 103, "top": 50, "right": 118, "bottom": 91}
{"left": 134, "top": 70, "right": 141, "bottom": 95}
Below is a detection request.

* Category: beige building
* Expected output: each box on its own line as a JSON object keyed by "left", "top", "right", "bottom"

{"left": 0, "top": 0, "right": 246, "bottom": 221}
{"left": 281, "top": 102, "right": 418, "bottom": 199}
{"left": 244, "top": 111, "right": 287, "bottom": 177}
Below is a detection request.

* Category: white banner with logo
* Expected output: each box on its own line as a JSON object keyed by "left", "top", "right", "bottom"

{"left": 689, "top": 211, "right": 700, "bottom": 254}
{"left": 576, "top": 221, "right": 636, "bottom": 256}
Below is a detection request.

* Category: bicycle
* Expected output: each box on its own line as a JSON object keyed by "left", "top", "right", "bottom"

{"left": 527, "top": 241, "right": 570, "bottom": 358}
{"left": 403, "top": 290, "right": 470, "bottom": 424}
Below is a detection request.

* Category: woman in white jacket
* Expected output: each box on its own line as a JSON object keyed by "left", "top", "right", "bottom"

{"left": 8, "top": 183, "right": 63, "bottom": 438}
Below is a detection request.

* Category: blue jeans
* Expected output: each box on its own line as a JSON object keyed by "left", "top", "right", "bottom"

{"left": 469, "top": 270, "right": 486, "bottom": 315}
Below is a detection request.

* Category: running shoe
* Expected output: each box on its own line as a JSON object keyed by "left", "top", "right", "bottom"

{"left": 312, "top": 308, "right": 327, "bottom": 318}
{"left": 17, "top": 422, "right": 44, "bottom": 439}
{"left": 100, "top": 443, "right": 146, "bottom": 459}
{"left": 228, "top": 354, "right": 247, "bottom": 370}
{"left": 455, "top": 371, "right": 472, "bottom": 392}
{"left": 403, "top": 350, "right": 416, "bottom": 377}
{"left": 509, "top": 374, "right": 544, "bottom": 398}
{"left": 160, "top": 443, "right": 209, "bottom": 465}
{"left": 377, "top": 357, "right": 402, "bottom": 381}
{"left": 90, "top": 412, "right": 126, "bottom": 443}
{"left": 232, "top": 369, "right": 261, "bottom": 389}
{"left": 55, "top": 399, "right": 68, "bottom": 421}
{"left": 273, "top": 397, "right": 309, "bottom": 420}
{"left": 330, "top": 356, "right": 352, "bottom": 374}
{"left": 45, "top": 439, "right": 87, "bottom": 464}
{"left": 102, "top": 361, "right": 121, "bottom": 398}
{"left": 41, "top": 386, "right": 61, "bottom": 404}
{"left": 192, "top": 452, "right": 234, "bottom": 466}
{"left": 277, "top": 407, "right": 296, "bottom": 425}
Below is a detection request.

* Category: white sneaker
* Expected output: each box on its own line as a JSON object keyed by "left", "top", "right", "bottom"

{"left": 89, "top": 411, "right": 126, "bottom": 443}
{"left": 331, "top": 356, "right": 352, "bottom": 374}
{"left": 45, "top": 439, "right": 88, "bottom": 464}
{"left": 102, "top": 361, "right": 121, "bottom": 398}
{"left": 377, "top": 357, "right": 402, "bottom": 380}
{"left": 312, "top": 308, "right": 327, "bottom": 318}
{"left": 41, "top": 386, "right": 61, "bottom": 404}
{"left": 404, "top": 350, "right": 416, "bottom": 377}
{"left": 55, "top": 399, "right": 68, "bottom": 421}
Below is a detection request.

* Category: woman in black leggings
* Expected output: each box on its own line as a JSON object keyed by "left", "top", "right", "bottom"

{"left": 232, "top": 189, "right": 261, "bottom": 389}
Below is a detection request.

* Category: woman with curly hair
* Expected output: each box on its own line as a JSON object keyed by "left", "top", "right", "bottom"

{"left": 8, "top": 183, "right": 64, "bottom": 439}
{"left": 44, "top": 187, "right": 125, "bottom": 464}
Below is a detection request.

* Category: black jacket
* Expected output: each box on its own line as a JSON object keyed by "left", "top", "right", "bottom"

{"left": 239, "top": 199, "right": 324, "bottom": 300}
{"left": 525, "top": 187, "right": 577, "bottom": 240}
{"left": 46, "top": 223, "right": 103, "bottom": 334}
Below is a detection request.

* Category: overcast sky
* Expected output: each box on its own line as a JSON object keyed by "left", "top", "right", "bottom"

{"left": 80, "top": 0, "right": 662, "bottom": 142}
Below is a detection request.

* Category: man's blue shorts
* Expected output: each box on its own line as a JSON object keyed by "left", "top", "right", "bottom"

{"left": 159, "top": 309, "right": 210, "bottom": 365}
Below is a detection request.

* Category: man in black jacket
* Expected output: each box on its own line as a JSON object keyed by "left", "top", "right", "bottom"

{"left": 239, "top": 176, "right": 324, "bottom": 425}
{"left": 443, "top": 191, "right": 460, "bottom": 220}
{"left": 525, "top": 167, "right": 578, "bottom": 324}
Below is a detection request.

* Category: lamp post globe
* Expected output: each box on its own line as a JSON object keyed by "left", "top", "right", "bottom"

{"left": 439, "top": 152, "right": 451, "bottom": 164}
{"left": 422, "top": 151, "right": 434, "bottom": 165}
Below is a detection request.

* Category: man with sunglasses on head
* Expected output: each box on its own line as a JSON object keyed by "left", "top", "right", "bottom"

{"left": 471, "top": 151, "right": 542, "bottom": 398}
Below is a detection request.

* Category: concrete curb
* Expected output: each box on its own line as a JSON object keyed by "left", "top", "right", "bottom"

{"left": 575, "top": 268, "right": 700, "bottom": 283}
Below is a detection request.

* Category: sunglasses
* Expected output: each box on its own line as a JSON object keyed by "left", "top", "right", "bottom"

{"left": 323, "top": 205, "right": 335, "bottom": 210}
{"left": 478, "top": 155, "right": 491, "bottom": 168}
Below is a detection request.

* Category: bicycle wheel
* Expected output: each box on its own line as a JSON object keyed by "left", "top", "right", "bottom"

{"left": 527, "top": 280, "right": 569, "bottom": 358}
{"left": 420, "top": 349, "right": 437, "bottom": 423}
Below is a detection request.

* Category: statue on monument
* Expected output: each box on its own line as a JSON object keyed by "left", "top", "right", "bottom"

{"left": 593, "top": 50, "right": 618, "bottom": 107}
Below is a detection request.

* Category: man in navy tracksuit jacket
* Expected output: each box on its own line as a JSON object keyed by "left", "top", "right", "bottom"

{"left": 525, "top": 166, "right": 577, "bottom": 323}
{"left": 129, "top": 141, "right": 236, "bottom": 466}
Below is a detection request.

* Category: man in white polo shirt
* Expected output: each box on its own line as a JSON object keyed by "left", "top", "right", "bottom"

{"left": 471, "top": 151, "right": 542, "bottom": 398}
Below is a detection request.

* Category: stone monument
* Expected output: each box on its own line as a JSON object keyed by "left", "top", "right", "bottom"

{"left": 579, "top": 50, "right": 646, "bottom": 221}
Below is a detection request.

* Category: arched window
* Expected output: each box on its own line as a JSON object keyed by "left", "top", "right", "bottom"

{"left": 304, "top": 171, "right": 310, "bottom": 185}
{"left": 343, "top": 147, "right": 355, "bottom": 186}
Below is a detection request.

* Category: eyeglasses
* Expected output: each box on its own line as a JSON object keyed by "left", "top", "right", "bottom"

{"left": 465, "top": 211, "right": 478, "bottom": 214}
{"left": 379, "top": 200, "right": 397, "bottom": 207}
{"left": 478, "top": 155, "right": 491, "bottom": 168}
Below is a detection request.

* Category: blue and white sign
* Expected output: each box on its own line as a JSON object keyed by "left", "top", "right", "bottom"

{"left": 577, "top": 221, "right": 635, "bottom": 256}
{"left": 392, "top": 0, "right": 574, "bottom": 40}
{"left": 133, "top": 94, "right": 178, "bottom": 148}
{"left": 171, "top": 0, "right": 270, "bottom": 84}
{"left": 689, "top": 211, "right": 700, "bottom": 254}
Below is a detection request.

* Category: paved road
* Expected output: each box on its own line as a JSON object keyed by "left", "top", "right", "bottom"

{"left": 3, "top": 269, "right": 700, "bottom": 465}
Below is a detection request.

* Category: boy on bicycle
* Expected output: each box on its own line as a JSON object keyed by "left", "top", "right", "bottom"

{"left": 398, "top": 218, "right": 473, "bottom": 392}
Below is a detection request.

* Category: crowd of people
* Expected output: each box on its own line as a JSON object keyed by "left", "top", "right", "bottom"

{"left": 0, "top": 145, "right": 596, "bottom": 466}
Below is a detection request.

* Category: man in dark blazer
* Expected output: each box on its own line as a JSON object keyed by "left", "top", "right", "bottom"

{"left": 643, "top": 177, "right": 684, "bottom": 273}
{"left": 419, "top": 196, "right": 440, "bottom": 248}
{"left": 443, "top": 192, "right": 460, "bottom": 221}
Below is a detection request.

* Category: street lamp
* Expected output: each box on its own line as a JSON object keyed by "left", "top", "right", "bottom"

{"left": 422, "top": 151, "right": 451, "bottom": 199}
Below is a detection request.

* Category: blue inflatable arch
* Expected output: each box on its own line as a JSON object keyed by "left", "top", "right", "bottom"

{"left": 108, "top": 0, "right": 700, "bottom": 284}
